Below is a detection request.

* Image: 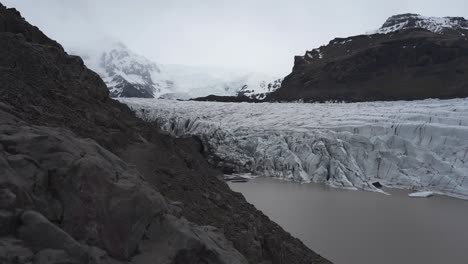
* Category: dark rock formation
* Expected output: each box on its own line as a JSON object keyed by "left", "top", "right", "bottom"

{"left": 108, "top": 75, "right": 154, "bottom": 98}
{"left": 0, "top": 3, "right": 330, "bottom": 264}
{"left": 269, "top": 15, "right": 468, "bottom": 102}
{"left": 120, "top": 139, "right": 331, "bottom": 264}
{"left": 191, "top": 94, "right": 262, "bottom": 103}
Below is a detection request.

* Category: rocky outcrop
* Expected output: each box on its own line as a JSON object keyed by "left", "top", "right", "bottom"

{"left": 191, "top": 94, "right": 263, "bottom": 103}
{"left": 120, "top": 140, "right": 330, "bottom": 264}
{"left": 0, "top": 116, "right": 247, "bottom": 264}
{"left": 269, "top": 14, "right": 468, "bottom": 102}
{"left": 0, "top": 3, "right": 330, "bottom": 264}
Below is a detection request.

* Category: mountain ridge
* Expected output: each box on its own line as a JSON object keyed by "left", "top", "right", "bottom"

{"left": 269, "top": 13, "right": 468, "bottom": 102}
{"left": 371, "top": 13, "right": 468, "bottom": 36}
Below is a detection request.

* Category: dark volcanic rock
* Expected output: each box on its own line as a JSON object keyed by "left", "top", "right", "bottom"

{"left": 0, "top": 122, "right": 163, "bottom": 259}
{"left": 192, "top": 94, "right": 262, "bottom": 103}
{"left": 109, "top": 75, "right": 154, "bottom": 98}
{"left": 121, "top": 140, "right": 331, "bottom": 264}
{"left": 18, "top": 210, "right": 89, "bottom": 259}
{"left": 132, "top": 215, "right": 247, "bottom": 264}
{"left": 0, "top": 3, "right": 330, "bottom": 264}
{"left": 269, "top": 15, "right": 468, "bottom": 102}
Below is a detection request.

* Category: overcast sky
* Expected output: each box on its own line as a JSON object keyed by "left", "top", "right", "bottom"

{"left": 4, "top": 0, "right": 468, "bottom": 75}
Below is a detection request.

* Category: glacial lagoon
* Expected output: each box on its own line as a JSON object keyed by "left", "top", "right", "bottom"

{"left": 229, "top": 178, "right": 468, "bottom": 264}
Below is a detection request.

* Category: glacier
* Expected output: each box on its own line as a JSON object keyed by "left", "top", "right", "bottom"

{"left": 120, "top": 98, "right": 468, "bottom": 199}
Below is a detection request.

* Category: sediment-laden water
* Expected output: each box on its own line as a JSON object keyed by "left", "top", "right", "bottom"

{"left": 229, "top": 178, "right": 468, "bottom": 264}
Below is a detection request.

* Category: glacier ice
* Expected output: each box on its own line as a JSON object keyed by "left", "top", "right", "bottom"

{"left": 120, "top": 98, "right": 468, "bottom": 199}
{"left": 408, "top": 191, "right": 435, "bottom": 198}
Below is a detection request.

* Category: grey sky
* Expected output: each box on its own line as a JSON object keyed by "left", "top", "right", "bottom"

{"left": 4, "top": 0, "right": 468, "bottom": 75}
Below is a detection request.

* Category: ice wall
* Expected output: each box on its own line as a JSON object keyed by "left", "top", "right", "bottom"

{"left": 121, "top": 98, "right": 468, "bottom": 199}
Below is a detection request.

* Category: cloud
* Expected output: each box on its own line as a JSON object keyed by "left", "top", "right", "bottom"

{"left": 3, "top": 0, "right": 468, "bottom": 76}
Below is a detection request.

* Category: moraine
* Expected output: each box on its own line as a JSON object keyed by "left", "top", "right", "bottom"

{"left": 120, "top": 98, "right": 468, "bottom": 199}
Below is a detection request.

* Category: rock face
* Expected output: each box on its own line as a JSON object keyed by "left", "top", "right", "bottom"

{"left": 0, "top": 3, "right": 330, "bottom": 264}
{"left": 269, "top": 14, "right": 468, "bottom": 102}
{"left": 122, "top": 98, "right": 468, "bottom": 200}
{"left": 0, "top": 101, "right": 247, "bottom": 264}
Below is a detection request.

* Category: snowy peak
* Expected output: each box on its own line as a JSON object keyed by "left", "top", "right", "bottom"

{"left": 147, "top": 64, "right": 281, "bottom": 100}
{"left": 74, "top": 42, "right": 280, "bottom": 100}
{"left": 72, "top": 42, "right": 173, "bottom": 98}
{"left": 237, "top": 78, "right": 282, "bottom": 100}
{"left": 373, "top": 13, "right": 468, "bottom": 35}
{"left": 96, "top": 42, "right": 174, "bottom": 98}
{"left": 101, "top": 42, "right": 160, "bottom": 81}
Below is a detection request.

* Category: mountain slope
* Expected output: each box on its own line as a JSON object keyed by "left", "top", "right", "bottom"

{"left": 0, "top": 3, "right": 330, "bottom": 264}
{"left": 270, "top": 14, "right": 468, "bottom": 102}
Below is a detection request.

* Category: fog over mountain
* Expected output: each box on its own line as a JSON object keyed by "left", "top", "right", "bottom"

{"left": 4, "top": 0, "right": 468, "bottom": 76}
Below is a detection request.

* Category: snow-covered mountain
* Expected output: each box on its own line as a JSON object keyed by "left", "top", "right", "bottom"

{"left": 73, "top": 42, "right": 173, "bottom": 98}
{"left": 121, "top": 98, "right": 468, "bottom": 200}
{"left": 237, "top": 77, "right": 282, "bottom": 100}
{"left": 158, "top": 64, "right": 281, "bottom": 100}
{"left": 72, "top": 42, "right": 280, "bottom": 99}
{"left": 370, "top": 13, "right": 468, "bottom": 36}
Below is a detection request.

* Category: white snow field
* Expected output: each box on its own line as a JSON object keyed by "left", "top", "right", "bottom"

{"left": 120, "top": 98, "right": 468, "bottom": 199}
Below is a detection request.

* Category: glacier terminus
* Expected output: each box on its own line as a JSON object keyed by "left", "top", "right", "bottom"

{"left": 120, "top": 98, "right": 468, "bottom": 200}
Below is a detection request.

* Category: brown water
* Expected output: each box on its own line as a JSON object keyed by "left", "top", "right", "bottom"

{"left": 228, "top": 178, "right": 468, "bottom": 264}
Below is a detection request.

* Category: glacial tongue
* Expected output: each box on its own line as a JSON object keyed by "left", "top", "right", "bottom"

{"left": 122, "top": 98, "right": 468, "bottom": 200}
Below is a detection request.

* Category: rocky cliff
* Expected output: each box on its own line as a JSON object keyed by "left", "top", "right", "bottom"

{"left": 0, "top": 3, "right": 330, "bottom": 264}
{"left": 270, "top": 14, "right": 468, "bottom": 102}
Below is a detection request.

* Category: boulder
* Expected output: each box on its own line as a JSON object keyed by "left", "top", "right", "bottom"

{"left": 132, "top": 215, "right": 248, "bottom": 264}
